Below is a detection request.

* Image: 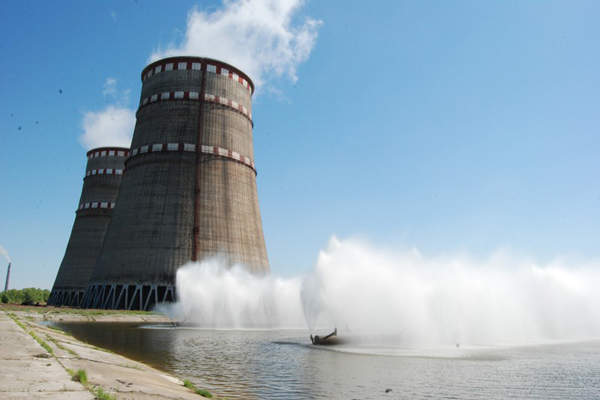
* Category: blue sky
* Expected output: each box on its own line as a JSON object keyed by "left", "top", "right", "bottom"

{"left": 1, "top": 0, "right": 599, "bottom": 289}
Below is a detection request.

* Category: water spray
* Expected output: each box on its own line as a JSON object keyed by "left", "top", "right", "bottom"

{"left": 168, "top": 237, "right": 600, "bottom": 347}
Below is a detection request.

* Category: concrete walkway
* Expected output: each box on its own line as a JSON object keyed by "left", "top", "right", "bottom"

{"left": 0, "top": 312, "right": 93, "bottom": 399}
{"left": 1, "top": 310, "right": 212, "bottom": 399}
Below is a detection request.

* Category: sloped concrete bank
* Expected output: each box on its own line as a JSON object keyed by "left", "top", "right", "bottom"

{"left": 1, "top": 310, "right": 220, "bottom": 400}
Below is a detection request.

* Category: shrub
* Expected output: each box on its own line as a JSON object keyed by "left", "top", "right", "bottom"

{"left": 0, "top": 288, "right": 50, "bottom": 304}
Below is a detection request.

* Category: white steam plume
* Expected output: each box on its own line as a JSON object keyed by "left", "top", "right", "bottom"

{"left": 0, "top": 245, "right": 10, "bottom": 263}
{"left": 170, "top": 237, "right": 600, "bottom": 347}
{"left": 150, "top": 0, "right": 322, "bottom": 88}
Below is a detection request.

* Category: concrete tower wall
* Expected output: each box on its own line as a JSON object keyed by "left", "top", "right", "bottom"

{"left": 84, "top": 57, "right": 269, "bottom": 310}
{"left": 48, "top": 147, "right": 128, "bottom": 306}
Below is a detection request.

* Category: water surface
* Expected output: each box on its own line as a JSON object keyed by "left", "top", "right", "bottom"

{"left": 52, "top": 322, "right": 600, "bottom": 399}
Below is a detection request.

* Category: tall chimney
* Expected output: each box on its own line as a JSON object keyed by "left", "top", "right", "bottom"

{"left": 4, "top": 262, "right": 10, "bottom": 292}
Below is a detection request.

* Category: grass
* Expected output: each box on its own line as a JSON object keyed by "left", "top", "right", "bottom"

{"left": 43, "top": 322, "right": 117, "bottom": 355}
{"left": 45, "top": 334, "right": 78, "bottom": 356}
{"left": 184, "top": 379, "right": 213, "bottom": 398}
{"left": 66, "top": 368, "right": 115, "bottom": 400}
{"left": 7, "top": 312, "right": 54, "bottom": 355}
{"left": 46, "top": 324, "right": 73, "bottom": 336}
{"left": 7, "top": 312, "right": 26, "bottom": 329}
{"left": 119, "top": 363, "right": 143, "bottom": 370}
{"left": 93, "top": 386, "right": 116, "bottom": 400}
{"left": 0, "top": 303, "right": 158, "bottom": 316}
{"left": 30, "top": 330, "right": 54, "bottom": 354}
{"left": 73, "top": 369, "right": 88, "bottom": 385}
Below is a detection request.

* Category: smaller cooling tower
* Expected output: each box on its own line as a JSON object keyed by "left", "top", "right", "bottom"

{"left": 48, "top": 147, "right": 128, "bottom": 306}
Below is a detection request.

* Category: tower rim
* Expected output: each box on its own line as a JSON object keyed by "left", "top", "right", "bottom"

{"left": 86, "top": 146, "right": 130, "bottom": 157}
{"left": 141, "top": 56, "right": 255, "bottom": 95}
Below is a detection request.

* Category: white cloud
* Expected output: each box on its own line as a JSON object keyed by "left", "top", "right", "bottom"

{"left": 79, "top": 106, "right": 135, "bottom": 150}
{"left": 150, "top": 0, "right": 322, "bottom": 88}
{"left": 79, "top": 78, "right": 135, "bottom": 150}
{"left": 102, "top": 77, "right": 130, "bottom": 105}
{"left": 102, "top": 77, "right": 117, "bottom": 98}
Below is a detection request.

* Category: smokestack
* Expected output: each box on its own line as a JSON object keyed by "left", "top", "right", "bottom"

{"left": 48, "top": 147, "right": 129, "bottom": 306}
{"left": 4, "top": 263, "right": 10, "bottom": 292}
{"left": 84, "top": 56, "right": 269, "bottom": 310}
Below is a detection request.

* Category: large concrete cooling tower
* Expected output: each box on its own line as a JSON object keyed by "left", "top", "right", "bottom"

{"left": 48, "top": 147, "right": 128, "bottom": 306}
{"left": 83, "top": 57, "right": 269, "bottom": 310}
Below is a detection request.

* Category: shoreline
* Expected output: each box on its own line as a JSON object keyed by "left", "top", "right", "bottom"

{"left": 0, "top": 305, "right": 221, "bottom": 399}
{"left": 0, "top": 304, "right": 173, "bottom": 323}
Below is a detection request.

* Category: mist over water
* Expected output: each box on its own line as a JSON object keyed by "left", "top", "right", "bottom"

{"left": 168, "top": 237, "right": 600, "bottom": 347}
{"left": 167, "top": 257, "right": 304, "bottom": 329}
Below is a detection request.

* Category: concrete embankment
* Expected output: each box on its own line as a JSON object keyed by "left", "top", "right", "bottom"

{"left": 0, "top": 309, "right": 215, "bottom": 399}
{"left": 0, "top": 311, "right": 92, "bottom": 399}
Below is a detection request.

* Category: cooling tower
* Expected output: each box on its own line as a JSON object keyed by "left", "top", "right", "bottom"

{"left": 83, "top": 57, "right": 269, "bottom": 310}
{"left": 48, "top": 147, "right": 129, "bottom": 307}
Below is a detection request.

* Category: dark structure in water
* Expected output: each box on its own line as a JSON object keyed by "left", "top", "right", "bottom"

{"left": 310, "top": 328, "right": 338, "bottom": 345}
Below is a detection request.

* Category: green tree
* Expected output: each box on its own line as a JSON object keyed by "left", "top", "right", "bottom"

{"left": 0, "top": 288, "right": 50, "bottom": 304}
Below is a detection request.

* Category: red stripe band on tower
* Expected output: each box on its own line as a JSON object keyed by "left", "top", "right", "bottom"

{"left": 86, "top": 148, "right": 130, "bottom": 159}
{"left": 141, "top": 57, "right": 254, "bottom": 95}
{"left": 85, "top": 169, "right": 124, "bottom": 177}
{"left": 139, "top": 91, "right": 253, "bottom": 123}
{"left": 126, "top": 142, "right": 256, "bottom": 173}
